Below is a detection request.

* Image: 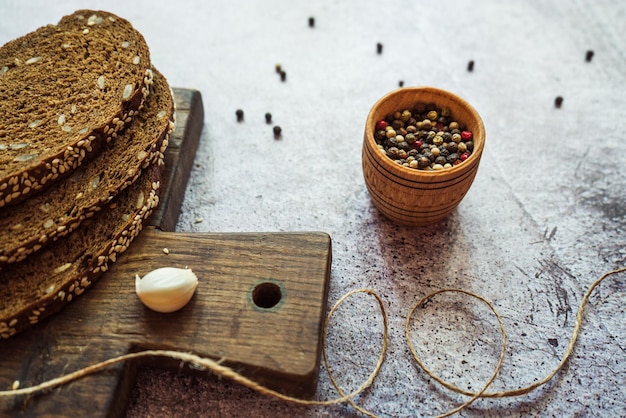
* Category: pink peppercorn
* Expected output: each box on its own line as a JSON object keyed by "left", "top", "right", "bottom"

{"left": 413, "top": 140, "right": 423, "bottom": 149}
{"left": 461, "top": 131, "right": 473, "bottom": 140}
{"left": 375, "top": 120, "right": 388, "bottom": 130}
{"left": 460, "top": 152, "right": 470, "bottom": 161}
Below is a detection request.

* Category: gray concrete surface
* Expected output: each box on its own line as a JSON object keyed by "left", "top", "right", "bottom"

{"left": 2, "top": 1, "right": 625, "bottom": 416}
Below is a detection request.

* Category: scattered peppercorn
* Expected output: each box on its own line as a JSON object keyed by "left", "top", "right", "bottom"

{"left": 236, "top": 109, "right": 244, "bottom": 122}
{"left": 585, "top": 50, "right": 594, "bottom": 62}
{"left": 376, "top": 42, "right": 383, "bottom": 54}
{"left": 373, "top": 103, "right": 474, "bottom": 170}
{"left": 273, "top": 125, "right": 282, "bottom": 138}
{"left": 467, "top": 60, "right": 474, "bottom": 72}
{"left": 555, "top": 96, "right": 563, "bottom": 108}
{"left": 275, "top": 64, "right": 282, "bottom": 73}
{"left": 399, "top": 80, "right": 404, "bottom": 87}
{"left": 309, "top": 17, "right": 315, "bottom": 27}
{"left": 265, "top": 112, "right": 272, "bottom": 124}
{"left": 280, "top": 70, "right": 286, "bottom": 82}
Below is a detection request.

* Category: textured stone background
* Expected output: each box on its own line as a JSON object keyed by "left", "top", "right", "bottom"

{"left": 2, "top": 0, "right": 625, "bottom": 416}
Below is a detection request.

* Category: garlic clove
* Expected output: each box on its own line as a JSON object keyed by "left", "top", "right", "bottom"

{"left": 135, "top": 267, "right": 198, "bottom": 313}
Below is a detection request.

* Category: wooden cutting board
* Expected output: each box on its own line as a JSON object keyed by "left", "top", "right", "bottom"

{"left": 0, "top": 88, "right": 332, "bottom": 417}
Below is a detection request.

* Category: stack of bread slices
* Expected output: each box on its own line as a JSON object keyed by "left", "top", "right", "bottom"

{"left": 0, "top": 10, "right": 175, "bottom": 339}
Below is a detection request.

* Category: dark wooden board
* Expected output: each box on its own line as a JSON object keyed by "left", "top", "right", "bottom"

{"left": 0, "top": 88, "right": 332, "bottom": 417}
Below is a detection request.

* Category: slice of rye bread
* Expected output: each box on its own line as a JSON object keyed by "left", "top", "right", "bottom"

{"left": 0, "top": 163, "right": 163, "bottom": 339}
{"left": 0, "top": 68, "right": 174, "bottom": 266}
{"left": 0, "top": 10, "right": 153, "bottom": 208}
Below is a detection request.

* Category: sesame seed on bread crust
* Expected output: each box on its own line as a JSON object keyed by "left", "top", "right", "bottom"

{"left": 0, "top": 10, "right": 152, "bottom": 208}
{"left": 0, "top": 163, "right": 163, "bottom": 340}
{"left": 0, "top": 68, "right": 174, "bottom": 266}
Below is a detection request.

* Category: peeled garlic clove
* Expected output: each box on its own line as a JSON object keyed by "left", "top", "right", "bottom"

{"left": 135, "top": 267, "right": 198, "bottom": 313}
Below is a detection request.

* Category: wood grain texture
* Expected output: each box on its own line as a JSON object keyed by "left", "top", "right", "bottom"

{"left": 0, "top": 88, "right": 332, "bottom": 417}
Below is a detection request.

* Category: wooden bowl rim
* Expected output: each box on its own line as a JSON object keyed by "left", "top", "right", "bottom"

{"left": 364, "top": 86, "right": 485, "bottom": 177}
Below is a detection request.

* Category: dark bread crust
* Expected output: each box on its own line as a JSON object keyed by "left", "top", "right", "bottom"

{"left": 0, "top": 10, "right": 152, "bottom": 208}
{"left": 0, "top": 69, "right": 174, "bottom": 266}
{"left": 0, "top": 162, "right": 164, "bottom": 339}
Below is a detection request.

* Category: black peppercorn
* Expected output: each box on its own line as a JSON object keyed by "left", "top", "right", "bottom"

{"left": 418, "top": 156, "right": 430, "bottom": 168}
{"left": 447, "top": 153, "right": 459, "bottom": 163}
{"left": 435, "top": 156, "right": 447, "bottom": 165}
{"left": 273, "top": 125, "right": 282, "bottom": 138}
{"left": 375, "top": 130, "right": 387, "bottom": 142}
{"left": 280, "top": 70, "right": 286, "bottom": 82}
{"left": 392, "top": 119, "right": 404, "bottom": 130}
{"left": 265, "top": 112, "right": 272, "bottom": 124}
{"left": 399, "top": 80, "right": 404, "bottom": 87}
{"left": 555, "top": 96, "right": 563, "bottom": 108}
{"left": 376, "top": 42, "right": 383, "bottom": 54}
{"left": 309, "top": 17, "right": 315, "bottom": 27}
{"left": 585, "top": 50, "right": 594, "bottom": 62}
{"left": 387, "top": 147, "right": 400, "bottom": 159}
{"left": 236, "top": 109, "right": 244, "bottom": 122}
{"left": 467, "top": 60, "right": 474, "bottom": 72}
{"left": 446, "top": 142, "right": 458, "bottom": 153}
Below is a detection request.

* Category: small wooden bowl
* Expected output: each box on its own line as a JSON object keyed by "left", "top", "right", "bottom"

{"left": 362, "top": 87, "right": 485, "bottom": 226}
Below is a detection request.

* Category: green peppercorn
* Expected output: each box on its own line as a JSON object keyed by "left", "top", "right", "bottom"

{"left": 386, "top": 129, "right": 397, "bottom": 138}
{"left": 444, "top": 163, "right": 452, "bottom": 169}
{"left": 427, "top": 110, "right": 438, "bottom": 121}
{"left": 441, "top": 107, "right": 451, "bottom": 117}
{"left": 401, "top": 109, "right": 412, "bottom": 122}
{"left": 405, "top": 133, "right": 416, "bottom": 144}
{"left": 397, "top": 149, "right": 407, "bottom": 159}
{"left": 449, "top": 121, "right": 459, "bottom": 130}
{"left": 422, "top": 119, "right": 432, "bottom": 130}
{"left": 430, "top": 147, "right": 440, "bottom": 157}
{"left": 452, "top": 133, "right": 462, "bottom": 143}
{"left": 409, "top": 159, "right": 419, "bottom": 169}
{"left": 433, "top": 135, "right": 443, "bottom": 146}
{"left": 406, "top": 125, "right": 417, "bottom": 134}
{"left": 457, "top": 142, "right": 467, "bottom": 153}
{"left": 432, "top": 163, "right": 444, "bottom": 170}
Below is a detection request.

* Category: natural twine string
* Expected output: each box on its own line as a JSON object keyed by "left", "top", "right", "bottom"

{"left": 1, "top": 267, "right": 624, "bottom": 417}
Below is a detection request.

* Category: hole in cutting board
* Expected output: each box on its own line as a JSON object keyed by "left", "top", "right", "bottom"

{"left": 250, "top": 280, "right": 285, "bottom": 310}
